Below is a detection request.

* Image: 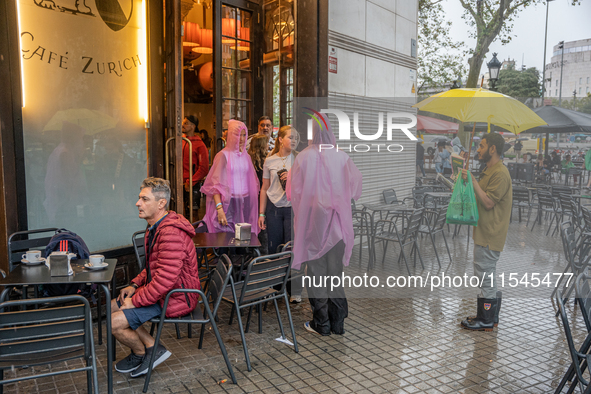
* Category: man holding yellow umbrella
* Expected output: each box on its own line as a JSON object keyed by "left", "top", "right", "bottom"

{"left": 414, "top": 88, "right": 546, "bottom": 331}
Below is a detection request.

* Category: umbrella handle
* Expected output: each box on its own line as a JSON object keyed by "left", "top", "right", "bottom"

{"left": 465, "top": 123, "right": 477, "bottom": 170}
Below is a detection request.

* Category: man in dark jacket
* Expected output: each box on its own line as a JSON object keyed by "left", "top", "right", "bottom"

{"left": 112, "top": 177, "right": 200, "bottom": 377}
{"left": 182, "top": 115, "right": 209, "bottom": 214}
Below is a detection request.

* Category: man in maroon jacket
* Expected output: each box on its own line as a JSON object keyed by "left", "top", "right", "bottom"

{"left": 182, "top": 115, "right": 209, "bottom": 214}
{"left": 111, "top": 177, "right": 201, "bottom": 377}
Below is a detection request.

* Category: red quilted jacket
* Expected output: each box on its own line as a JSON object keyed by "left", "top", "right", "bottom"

{"left": 131, "top": 211, "right": 201, "bottom": 317}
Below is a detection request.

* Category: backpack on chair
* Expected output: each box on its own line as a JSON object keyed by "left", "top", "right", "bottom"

{"left": 42, "top": 229, "right": 93, "bottom": 297}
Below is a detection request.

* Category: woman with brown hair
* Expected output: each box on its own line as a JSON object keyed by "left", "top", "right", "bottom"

{"left": 248, "top": 134, "right": 269, "bottom": 189}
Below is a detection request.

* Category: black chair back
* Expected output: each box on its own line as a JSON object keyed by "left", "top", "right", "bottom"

{"left": 513, "top": 188, "right": 530, "bottom": 204}
{"left": 0, "top": 295, "right": 98, "bottom": 391}
{"left": 582, "top": 207, "right": 591, "bottom": 232}
{"left": 537, "top": 191, "right": 555, "bottom": 210}
{"left": 192, "top": 220, "right": 208, "bottom": 233}
{"left": 240, "top": 251, "right": 292, "bottom": 304}
{"left": 576, "top": 271, "right": 591, "bottom": 333}
{"left": 401, "top": 209, "right": 424, "bottom": 243}
{"left": 383, "top": 189, "right": 399, "bottom": 204}
{"left": 208, "top": 255, "right": 233, "bottom": 316}
{"left": 433, "top": 205, "right": 448, "bottom": 231}
{"left": 132, "top": 230, "right": 147, "bottom": 271}
{"left": 553, "top": 186, "right": 575, "bottom": 198}
{"left": 8, "top": 228, "right": 59, "bottom": 272}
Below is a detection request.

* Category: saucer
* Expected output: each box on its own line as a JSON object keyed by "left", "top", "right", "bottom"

{"left": 21, "top": 257, "right": 46, "bottom": 265}
{"left": 84, "top": 262, "right": 108, "bottom": 270}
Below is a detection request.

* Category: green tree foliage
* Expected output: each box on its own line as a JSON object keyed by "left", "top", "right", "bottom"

{"left": 552, "top": 93, "right": 591, "bottom": 114}
{"left": 496, "top": 67, "right": 541, "bottom": 100}
{"left": 460, "top": 0, "right": 581, "bottom": 89}
{"left": 417, "top": 0, "right": 467, "bottom": 93}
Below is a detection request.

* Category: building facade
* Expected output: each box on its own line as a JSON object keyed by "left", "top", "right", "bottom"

{"left": 545, "top": 38, "right": 591, "bottom": 99}
{"left": 0, "top": 0, "right": 418, "bottom": 273}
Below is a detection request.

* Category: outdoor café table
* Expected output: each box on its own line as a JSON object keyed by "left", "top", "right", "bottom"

{"left": 572, "top": 194, "right": 591, "bottom": 210}
{"left": 423, "top": 191, "right": 452, "bottom": 208}
{"left": 0, "top": 258, "right": 117, "bottom": 394}
{"left": 193, "top": 232, "right": 261, "bottom": 280}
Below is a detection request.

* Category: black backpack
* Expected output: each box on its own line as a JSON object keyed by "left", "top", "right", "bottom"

{"left": 42, "top": 229, "right": 93, "bottom": 297}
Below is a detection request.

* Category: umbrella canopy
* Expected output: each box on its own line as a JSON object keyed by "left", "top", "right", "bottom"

{"left": 428, "top": 136, "right": 452, "bottom": 144}
{"left": 416, "top": 115, "right": 459, "bottom": 134}
{"left": 43, "top": 108, "right": 118, "bottom": 135}
{"left": 413, "top": 88, "right": 547, "bottom": 134}
{"left": 525, "top": 106, "right": 591, "bottom": 134}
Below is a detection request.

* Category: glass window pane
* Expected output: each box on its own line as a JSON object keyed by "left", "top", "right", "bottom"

{"left": 222, "top": 69, "right": 235, "bottom": 98}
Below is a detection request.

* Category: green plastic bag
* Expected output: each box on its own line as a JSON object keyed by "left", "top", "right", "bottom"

{"left": 585, "top": 149, "right": 591, "bottom": 171}
{"left": 446, "top": 173, "right": 479, "bottom": 226}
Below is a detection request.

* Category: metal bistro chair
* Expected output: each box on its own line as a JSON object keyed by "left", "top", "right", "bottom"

{"left": 374, "top": 208, "right": 425, "bottom": 275}
{"left": 382, "top": 189, "right": 405, "bottom": 205}
{"left": 418, "top": 205, "right": 452, "bottom": 268}
{"left": 555, "top": 290, "right": 591, "bottom": 394}
{"left": 142, "top": 256, "right": 237, "bottom": 393}
{"left": 554, "top": 222, "right": 591, "bottom": 304}
{"left": 0, "top": 295, "right": 99, "bottom": 394}
{"left": 411, "top": 186, "right": 433, "bottom": 208}
{"left": 353, "top": 209, "right": 374, "bottom": 268}
{"left": 511, "top": 187, "right": 533, "bottom": 225}
{"left": 531, "top": 191, "right": 561, "bottom": 236}
{"left": 556, "top": 271, "right": 591, "bottom": 394}
{"left": 222, "top": 251, "right": 298, "bottom": 372}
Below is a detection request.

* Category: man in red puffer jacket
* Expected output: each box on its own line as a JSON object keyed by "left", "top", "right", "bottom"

{"left": 111, "top": 177, "right": 201, "bottom": 377}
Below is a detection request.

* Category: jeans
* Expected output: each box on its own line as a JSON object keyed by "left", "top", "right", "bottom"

{"left": 265, "top": 198, "right": 292, "bottom": 255}
{"left": 473, "top": 244, "right": 501, "bottom": 299}
{"left": 416, "top": 159, "right": 426, "bottom": 177}
{"left": 305, "top": 241, "right": 348, "bottom": 334}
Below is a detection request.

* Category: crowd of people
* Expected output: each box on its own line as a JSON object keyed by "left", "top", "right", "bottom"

{"left": 112, "top": 114, "right": 363, "bottom": 376}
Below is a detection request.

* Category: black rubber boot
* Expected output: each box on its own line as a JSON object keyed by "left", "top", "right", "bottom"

{"left": 468, "top": 291, "right": 502, "bottom": 327}
{"left": 461, "top": 297, "right": 496, "bottom": 331}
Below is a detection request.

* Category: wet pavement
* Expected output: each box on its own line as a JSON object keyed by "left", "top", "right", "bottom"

{"left": 2, "top": 208, "right": 587, "bottom": 393}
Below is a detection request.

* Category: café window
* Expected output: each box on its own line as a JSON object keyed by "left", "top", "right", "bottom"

{"left": 221, "top": 5, "right": 253, "bottom": 131}
{"left": 17, "top": 0, "right": 148, "bottom": 251}
{"left": 263, "top": 0, "right": 295, "bottom": 129}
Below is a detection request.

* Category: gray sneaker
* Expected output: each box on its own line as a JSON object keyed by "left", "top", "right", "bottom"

{"left": 130, "top": 343, "right": 171, "bottom": 378}
{"left": 115, "top": 352, "right": 145, "bottom": 373}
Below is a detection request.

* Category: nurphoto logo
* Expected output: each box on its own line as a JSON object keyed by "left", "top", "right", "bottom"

{"left": 303, "top": 107, "right": 418, "bottom": 153}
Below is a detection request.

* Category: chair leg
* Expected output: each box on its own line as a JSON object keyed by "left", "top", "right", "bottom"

{"left": 234, "top": 306, "right": 252, "bottom": 371}
{"left": 381, "top": 240, "right": 389, "bottom": 266}
{"left": 142, "top": 321, "right": 165, "bottom": 393}
{"left": 414, "top": 240, "right": 425, "bottom": 270}
{"left": 198, "top": 323, "right": 205, "bottom": 349}
{"left": 283, "top": 293, "right": 299, "bottom": 353}
{"left": 175, "top": 323, "right": 181, "bottom": 339}
{"left": 204, "top": 311, "right": 237, "bottom": 384}
{"left": 258, "top": 304, "right": 263, "bottom": 334}
{"left": 150, "top": 323, "right": 155, "bottom": 336}
{"left": 245, "top": 306, "right": 253, "bottom": 333}
{"left": 429, "top": 232, "right": 441, "bottom": 268}
{"left": 272, "top": 298, "right": 287, "bottom": 339}
{"left": 228, "top": 304, "right": 236, "bottom": 326}
{"left": 188, "top": 323, "right": 192, "bottom": 339}
{"left": 442, "top": 232, "right": 452, "bottom": 263}
{"left": 399, "top": 247, "right": 412, "bottom": 276}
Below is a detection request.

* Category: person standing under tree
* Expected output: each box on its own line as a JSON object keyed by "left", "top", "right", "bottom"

{"left": 460, "top": 133, "right": 512, "bottom": 332}
{"left": 416, "top": 141, "right": 426, "bottom": 177}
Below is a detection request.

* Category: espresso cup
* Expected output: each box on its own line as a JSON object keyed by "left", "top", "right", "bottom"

{"left": 23, "top": 250, "right": 41, "bottom": 262}
{"left": 89, "top": 254, "right": 105, "bottom": 266}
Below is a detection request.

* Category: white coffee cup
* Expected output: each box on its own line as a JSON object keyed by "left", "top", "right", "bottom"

{"left": 23, "top": 250, "right": 41, "bottom": 262}
{"left": 89, "top": 254, "right": 105, "bottom": 266}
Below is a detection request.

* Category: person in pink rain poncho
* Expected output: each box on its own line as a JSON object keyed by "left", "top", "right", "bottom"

{"left": 287, "top": 113, "right": 362, "bottom": 336}
{"left": 201, "top": 120, "right": 260, "bottom": 235}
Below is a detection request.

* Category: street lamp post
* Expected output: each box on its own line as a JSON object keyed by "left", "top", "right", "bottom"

{"left": 541, "top": 0, "right": 555, "bottom": 100}
{"left": 573, "top": 89, "right": 577, "bottom": 111}
{"left": 487, "top": 53, "right": 502, "bottom": 91}
{"left": 557, "top": 41, "right": 565, "bottom": 148}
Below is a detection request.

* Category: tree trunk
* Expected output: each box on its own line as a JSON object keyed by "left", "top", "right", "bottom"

{"left": 466, "top": 55, "right": 485, "bottom": 88}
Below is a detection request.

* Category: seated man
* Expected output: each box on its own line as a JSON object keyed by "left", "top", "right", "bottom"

{"left": 112, "top": 177, "right": 200, "bottom": 377}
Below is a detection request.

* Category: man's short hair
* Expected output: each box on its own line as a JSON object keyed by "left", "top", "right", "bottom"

{"left": 258, "top": 116, "right": 272, "bottom": 125}
{"left": 482, "top": 133, "right": 505, "bottom": 157}
{"left": 185, "top": 115, "right": 199, "bottom": 129}
{"left": 141, "top": 177, "right": 171, "bottom": 208}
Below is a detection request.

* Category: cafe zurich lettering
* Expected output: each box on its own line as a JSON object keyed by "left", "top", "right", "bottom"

{"left": 21, "top": 32, "right": 141, "bottom": 77}
{"left": 33, "top": 0, "right": 134, "bottom": 32}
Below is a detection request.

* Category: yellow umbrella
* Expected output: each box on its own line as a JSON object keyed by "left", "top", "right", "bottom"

{"left": 43, "top": 108, "right": 118, "bottom": 135}
{"left": 413, "top": 88, "right": 547, "bottom": 164}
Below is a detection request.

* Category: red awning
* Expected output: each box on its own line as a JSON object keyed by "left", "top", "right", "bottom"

{"left": 416, "top": 115, "right": 459, "bottom": 134}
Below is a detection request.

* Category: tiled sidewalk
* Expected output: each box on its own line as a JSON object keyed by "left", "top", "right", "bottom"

{"left": 2, "top": 217, "right": 585, "bottom": 393}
